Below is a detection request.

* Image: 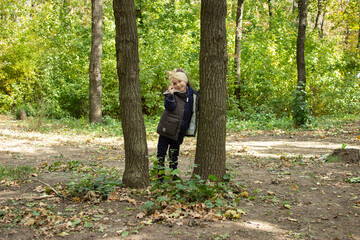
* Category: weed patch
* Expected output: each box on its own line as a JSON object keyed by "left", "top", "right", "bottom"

{"left": 0, "top": 165, "right": 36, "bottom": 182}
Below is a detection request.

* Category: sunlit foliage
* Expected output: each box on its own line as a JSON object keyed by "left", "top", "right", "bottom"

{"left": 0, "top": 0, "right": 359, "bottom": 119}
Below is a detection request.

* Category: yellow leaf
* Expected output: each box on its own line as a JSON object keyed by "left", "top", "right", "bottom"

{"left": 240, "top": 191, "right": 249, "bottom": 198}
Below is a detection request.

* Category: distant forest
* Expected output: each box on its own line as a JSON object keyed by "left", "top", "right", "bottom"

{"left": 0, "top": 0, "right": 359, "bottom": 120}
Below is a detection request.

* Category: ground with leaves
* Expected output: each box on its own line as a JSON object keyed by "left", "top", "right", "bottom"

{"left": 0, "top": 115, "right": 359, "bottom": 240}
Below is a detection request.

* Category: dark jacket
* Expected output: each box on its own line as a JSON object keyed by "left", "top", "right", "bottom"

{"left": 157, "top": 86, "right": 199, "bottom": 141}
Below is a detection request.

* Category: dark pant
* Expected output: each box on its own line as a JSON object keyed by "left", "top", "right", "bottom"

{"left": 156, "top": 132, "right": 185, "bottom": 171}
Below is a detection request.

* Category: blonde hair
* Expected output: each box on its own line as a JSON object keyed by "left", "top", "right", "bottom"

{"left": 167, "top": 68, "right": 188, "bottom": 84}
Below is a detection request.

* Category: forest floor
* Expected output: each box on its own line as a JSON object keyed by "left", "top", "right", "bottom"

{"left": 0, "top": 115, "right": 359, "bottom": 240}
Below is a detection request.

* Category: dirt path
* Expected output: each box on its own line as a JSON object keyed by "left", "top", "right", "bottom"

{"left": 0, "top": 115, "right": 359, "bottom": 240}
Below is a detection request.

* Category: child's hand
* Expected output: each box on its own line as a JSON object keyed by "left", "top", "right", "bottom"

{"left": 168, "top": 85, "right": 174, "bottom": 94}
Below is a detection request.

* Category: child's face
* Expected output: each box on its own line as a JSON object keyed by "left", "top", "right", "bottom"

{"left": 171, "top": 78, "right": 186, "bottom": 92}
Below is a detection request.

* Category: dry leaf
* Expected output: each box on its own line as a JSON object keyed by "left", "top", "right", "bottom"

{"left": 34, "top": 186, "right": 45, "bottom": 193}
{"left": 108, "top": 191, "right": 118, "bottom": 201}
{"left": 136, "top": 212, "right": 146, "bottom": 219}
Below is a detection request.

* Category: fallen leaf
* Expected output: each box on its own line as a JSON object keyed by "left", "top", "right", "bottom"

{"left": 287, "top": 217, "right": 298, "bottom": 222}
{"left": 136, "top": 212, "right": 146, "bottom": 219}
{"left": 58, "top": 232, "right": 70, "bottom": 236}
{"left": 34, "top": 186, "right": 45, "bottom": 193}
{"left": 239, "top": 191, "right": 248, "bottom": 198}
{"left": 108, "top": 191, "right": 118, "bottom": 201}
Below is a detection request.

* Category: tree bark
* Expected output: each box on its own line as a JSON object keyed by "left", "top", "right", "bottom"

{"left": 89, "top": 0, "right": 103, "bottom": 123}
{"left": 293, "top": 0, "right": 308, "bottom": 127}
{"left": 194, "top": 0, "right": 228, "bottom": 181}
{"left": 113, "top": 0, "right": 149, "bottom": 188}
{"left": 234, "top": 0, "right": 244, "bottom": 102}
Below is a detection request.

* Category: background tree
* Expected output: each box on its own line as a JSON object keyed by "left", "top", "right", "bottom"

{"left": 267, "top": 0, "right": 272, "bottom": 30}
{"left": 293, "top": 0, "right": 308, "bottom": 127}
{"left": 0, "top": 1, "right": 359, "bottom": 122}
{"left": 113, "top": 0, "right": 149, "bottom": 188}
{"left": 194, "top": 0, "right": 228, "bottom": 180}
{"left": 234, "top": 0, "right": 245, "bottom": 103}
{"left": 89, "top": 0, "right": 103, "bottom": 123}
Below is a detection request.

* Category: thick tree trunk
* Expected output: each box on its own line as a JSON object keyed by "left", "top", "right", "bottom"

{"left": 89, "top": 0, "right": 103, "bottom": 123}
{"left": 234, "top": 0, "right": 244, "bottom": 102}
{"left": 194, "top": 0, "right": 228, "bottom": 180}
{"left": 113, "top": 0, "right": 149, "bottom": 188}
{"left": 293, "top": 0, "right": 308, "bottom": 127}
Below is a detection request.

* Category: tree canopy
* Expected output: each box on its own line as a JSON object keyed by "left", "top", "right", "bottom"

{"left": 0, "top": 0, "right": 359, "bottom": 120}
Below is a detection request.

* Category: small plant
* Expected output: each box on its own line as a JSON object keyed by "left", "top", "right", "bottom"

{"left": 42, "top": 160, "right": 85, "bottom": 172}
{"left": 145, "top": 159, "right": 246, "bottom": 217}
{"left": 325, "top": 155, "right": 340, "bottom": 163}
{"left": 0, "top": 165, "right": 36, "bottom": 181}
{"left": 65, "top": 166, "right": 121, "bottom": 199}
{"left": 345, "top": 177, "right": 360, "bottom": 183}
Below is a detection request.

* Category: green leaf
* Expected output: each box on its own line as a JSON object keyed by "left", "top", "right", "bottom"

{"left": 32, "top": 210, "right": 40, "bottom": 216}
{"left": 208, "top": 175, "right": 218, "bottom": 181}
{"left": 157, "top": 196, "right": 169, "bottom": 202}
{"left": 72, "top": 219, "right": 82, "bottom": 227}
{"left": 122, "top": 231, "right": 129, "bottom": 237}
{"left": 84, "top": 221, "right": 92, "bottom": 228}
{"left": 171, "top": 169, "right": 181, "bottom": 175}
{"left": 215, "top": 198, "right": 225, "bottom": 207}
{"left": 142, "top": 201, "right": 154, "bottom": 210}
{"left": 205, "top": 200, "right": 215, "bottom": 208}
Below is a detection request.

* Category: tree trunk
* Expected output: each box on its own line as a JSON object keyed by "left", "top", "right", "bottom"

{"left": 358, "top": 8, "right": 360, "bottom": 49}
{"left": 194, "top": 0, "right": 228, "bottom": 181}
{"left": 267, "top": 0, "right": 272, "bottom": 30}
{"left": 320, "top": 10, "right": 326, "bottom": 39}
{"left": 234, "top": 0, "right": 244, "bottom": 103}
{"left": 113, "top": 0, "right": 149, "bottom": 188}
{"left": 293, "top": 0, "right": 308, "bottom": 127}
{"left": 89, "top": 0, "right": 103, "bottom": 123}
{"left": 344, "top": 26, "right": 350, "bottom": 45}
{"left": 293, "top": 0, "right": 297, "bottom": 13}
{"left": 314, "top": 0, "right": 321, "bottom": 31}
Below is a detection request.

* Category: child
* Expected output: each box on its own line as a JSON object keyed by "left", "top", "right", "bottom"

{"left": 156, "top": 68, "right": 198, "bottom": 179}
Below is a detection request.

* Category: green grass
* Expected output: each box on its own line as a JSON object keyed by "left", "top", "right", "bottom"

{"left": 227, "top": 113, "right": 360, "bottom": 132}
{"left": 0, "top": 165, "right": 36, "bottom": 181}
{"left": 10, "top": 112, "right": 360, "bottom": 137}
